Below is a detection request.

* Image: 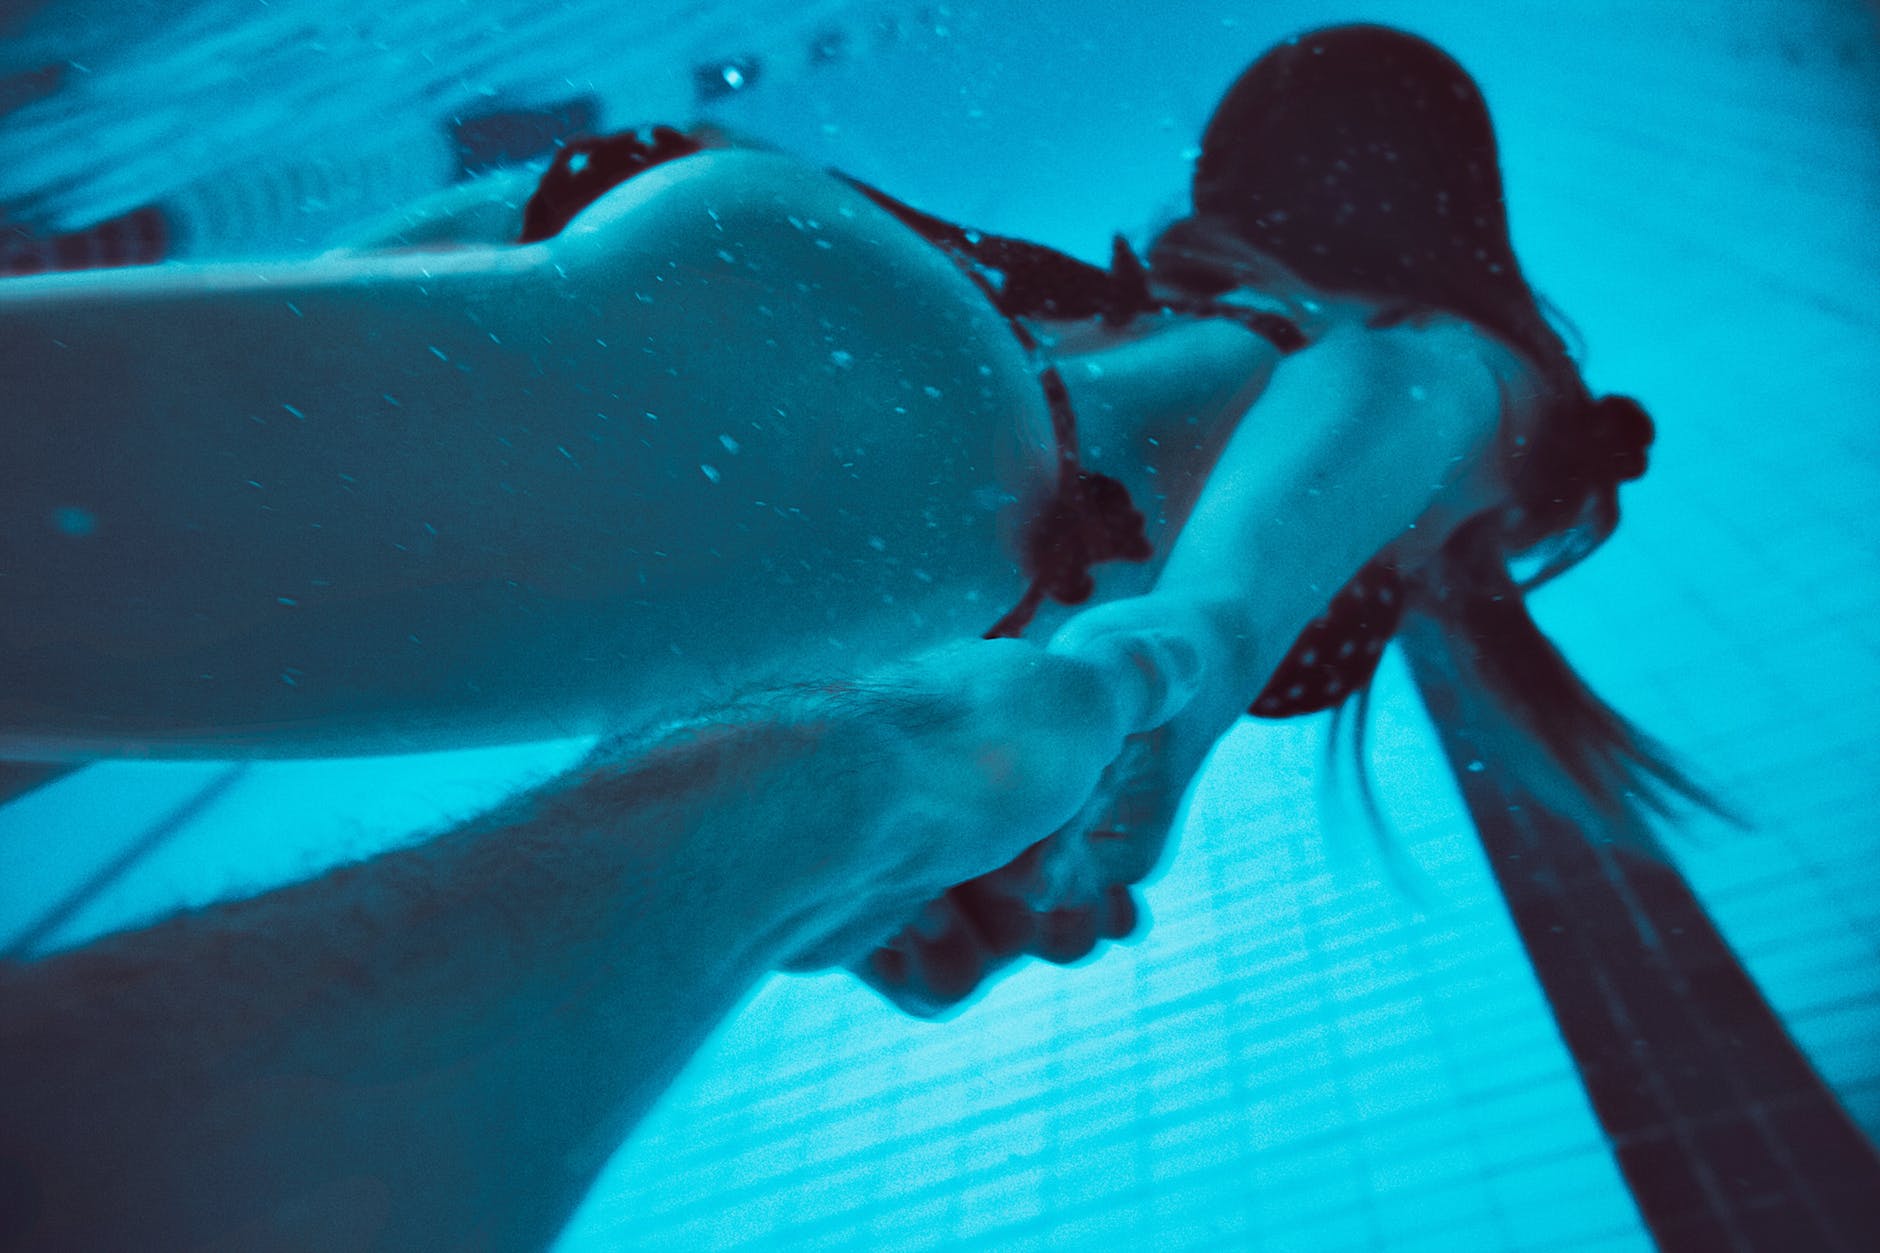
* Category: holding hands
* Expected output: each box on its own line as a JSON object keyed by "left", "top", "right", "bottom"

{"left": 779, "top": 594, "right": 1259, "bottom": 1017}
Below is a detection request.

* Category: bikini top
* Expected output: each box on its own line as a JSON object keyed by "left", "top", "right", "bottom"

{"left": 519, "top": 128, "right": 1407, "bottom": 720}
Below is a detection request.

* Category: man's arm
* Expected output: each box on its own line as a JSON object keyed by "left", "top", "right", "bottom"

{"left": 0, "top": 636, "right": 1193, "bottom": 1252}
{"left": 1, "top": 720, "right": 813, "bottom": 1251}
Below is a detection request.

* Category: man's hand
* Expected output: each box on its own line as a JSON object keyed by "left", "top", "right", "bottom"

{"left": 830, "top": 725, "right": 1180, "bottom": 1016}
{"left": 773, "top": 610, "right": 1230, "bottom": 982}
{"left": 782, "top": 595, "right": 1256, "bottom": 1012}
{"left": 831, "top": 677, "right": 1232, "bottom": 1017}
{"left": 771, "top": 640, "right": 1133, "bottom": 974}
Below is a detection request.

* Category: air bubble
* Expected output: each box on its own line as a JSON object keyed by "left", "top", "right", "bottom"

{"left": 51, "top": 506, "right": 97, "bottom": 537}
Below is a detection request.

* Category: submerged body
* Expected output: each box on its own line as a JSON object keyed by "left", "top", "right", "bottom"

{"left": 0, "top": 22, "right": 1727, "bottom": 1247}
{"left": 0, "top": 148, "right": 1510, "bottom": 760}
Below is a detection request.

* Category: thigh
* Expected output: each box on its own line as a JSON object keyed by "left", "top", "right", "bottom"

{"left": 0, "top": 153, "right": 1056, "bottom": 758}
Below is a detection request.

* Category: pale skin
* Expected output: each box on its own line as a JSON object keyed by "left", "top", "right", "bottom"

{"left": 0, "top": 148, "right": 1540, "bottom": 1248}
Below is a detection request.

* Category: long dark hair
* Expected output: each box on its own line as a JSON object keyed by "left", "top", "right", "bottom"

{"left": 1151, "top": 24, "right": 1731, "bottom": 853}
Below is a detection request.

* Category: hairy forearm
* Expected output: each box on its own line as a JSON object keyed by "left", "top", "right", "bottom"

{"left": 0, "top": 636, "right": 1163, "bottom": 1252}
{"left": 0, "top": 711, "right": 854, "bottom": 1252}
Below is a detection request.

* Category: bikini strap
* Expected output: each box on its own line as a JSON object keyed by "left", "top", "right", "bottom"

{"left": 837, "top": 179, "right": 1320, "bottom": 641}
{"left": 839, "top": 179, "right": 1306, "bottom": 351}
{"left": 518, "top": 126, "right": 706, "bottom": 244}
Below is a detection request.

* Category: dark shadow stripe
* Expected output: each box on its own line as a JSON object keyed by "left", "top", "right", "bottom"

{"left": 3, "top": 763, "right": 250, "bottom": 959}
{"left": 0, "top": 761, "right": 80, "bottom": 809}
{"left": 1404, "top": 643, "right": 1880, "bottom": 1251}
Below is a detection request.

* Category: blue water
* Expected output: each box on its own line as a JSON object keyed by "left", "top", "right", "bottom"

{"left": 3, "top": 1, "right": 1877, "bottom": 1248}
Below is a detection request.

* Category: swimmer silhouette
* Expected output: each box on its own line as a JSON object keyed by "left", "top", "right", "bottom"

{"left": 0, "top": 34, "right": 1752, "bottom": 1250}
{"left": 1, "top": 26, "right": 1715, "bottom": 1012}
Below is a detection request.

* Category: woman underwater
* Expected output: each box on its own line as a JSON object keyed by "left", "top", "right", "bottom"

{"left": 0, "top": 25, "right": 1713, "bottom": 1016}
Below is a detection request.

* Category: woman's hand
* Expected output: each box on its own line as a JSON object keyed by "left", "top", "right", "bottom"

{"left": 775, "top": 610, "right": 1228, "bottom": 982}
{"left": 834, "top": 722, "right": 1187, "bottom": 1016}
{"left": 831, "top": 634, "right": 1242, "bottom": 1017}
{"left": 781, "top": 595, "right": 1255, "bottom": 1013}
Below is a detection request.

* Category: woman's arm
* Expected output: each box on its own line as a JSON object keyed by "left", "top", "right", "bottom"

{"left": 0, "top": 630, "right": 1184, "bottom": 1252}
{"left": 1177, "top": 317, "right": 1506, "bottom": 621}
{"left": 849, "top": 314, "right": 1522, "bottom": 1016}
{"left": 1059, "top": 312, "right": 1512, "bottom": 859}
